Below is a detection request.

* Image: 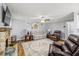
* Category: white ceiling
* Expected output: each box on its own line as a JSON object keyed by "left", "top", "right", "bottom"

{"left": 5, "top": 3, "right": 79, "bottom": 22}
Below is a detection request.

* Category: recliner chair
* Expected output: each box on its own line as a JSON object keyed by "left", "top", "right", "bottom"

{"left": 48, "top": 34, "right": 79, "bottom": 56}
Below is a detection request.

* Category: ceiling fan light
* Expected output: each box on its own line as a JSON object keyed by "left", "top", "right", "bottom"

{"left": 41, "top": 20, "right": 45, "bottom": 23}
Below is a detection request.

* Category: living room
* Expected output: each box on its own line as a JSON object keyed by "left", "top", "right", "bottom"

{"left": 0, "top": 3, "right": 79, "bottom": 56}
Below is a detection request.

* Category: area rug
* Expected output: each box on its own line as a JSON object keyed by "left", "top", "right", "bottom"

{"left": 21, "top": 39, "right": 53, "bottom": 56}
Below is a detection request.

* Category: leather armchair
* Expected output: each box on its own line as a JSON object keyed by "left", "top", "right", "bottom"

{"left": 47, "top": 30, "right": 62, "bottom": 41}
{"left": 48, "top": 34, "right": 79, "bottom": 56}
{"left": 68, "top": 34, "right": 79, "bottom": 45}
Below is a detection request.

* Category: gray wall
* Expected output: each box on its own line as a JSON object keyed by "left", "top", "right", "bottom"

{"left": 49, "top": 22, "right": 66, "bottom": 33}
{"left": 49, "top": 22, "right": 67, "bottom": 39}
{"left": 11, "top": 18, "right": 49, "bottom": 40}
{"left": 11, "top": 19, "right": 27, "bottom": 39}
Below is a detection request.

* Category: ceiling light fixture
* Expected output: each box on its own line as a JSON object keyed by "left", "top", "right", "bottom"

{"left": 40, "top": 16, "right": 50, "bottom": 23}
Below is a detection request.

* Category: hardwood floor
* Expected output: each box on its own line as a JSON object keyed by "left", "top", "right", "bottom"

{"left": 17, "top": 42, "right": 25, "bottom": 56}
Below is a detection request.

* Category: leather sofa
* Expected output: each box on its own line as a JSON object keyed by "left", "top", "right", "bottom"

{"left": 48, "top": 34, "right": 79, "bottom": 56}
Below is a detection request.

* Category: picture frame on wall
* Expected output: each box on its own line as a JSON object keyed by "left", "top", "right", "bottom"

{"left": 32, "top": 23, "right": 39, "bottom": 29}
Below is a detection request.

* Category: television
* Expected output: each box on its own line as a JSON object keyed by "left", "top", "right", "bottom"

{"left": 2, "top": 5, "right": 11, "bottom": 26}
{"left": 2, "top": 4, "right": 6, "bottom": 23}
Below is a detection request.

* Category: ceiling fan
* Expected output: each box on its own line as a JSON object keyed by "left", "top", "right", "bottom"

{"left": 40, "top": 16, "right": 50, "bottom": 23}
